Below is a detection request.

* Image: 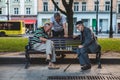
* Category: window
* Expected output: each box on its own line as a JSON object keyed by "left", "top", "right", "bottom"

{"left": 43, "top": 2, "right": 48, "bottom": 11}
{"left": 82, "top": 2, "right": 86, "bottom": 11}
{"left": 94, "top": 1, "right": 99, "bottom": 11}
{"left": 26, "top": 8, "right": 31, "bottom": 14}
{"left": 42, "top": 18, "right": 50, "bottom": 26}
{"left": 99, "top": 19, "right": 108, "bottom": 33}
{"left": 105, "top": 1, "right": 110, "bottom": 11}
{"left": 74, "top": 2, "right": 79, "bottom": 11}
{"left": 14, "top": 0, "right": 19, "bottom": 2}
{"left": 25, "top": 0, "right": 30, "bottom": 2}
{"left": 54, "top": 2, "right": 58, "bottom": 11}
{"left": 0, "top": 22, "right": 20, "bottom": 30}
{"left": 13, "top": 0, "right": 19, "bottom": 3}
{"left": 0, "top": 8, "right": 2, "bottom": 14}
{"left": 118, "top": 4, "right": 120, "bottom": 13}
{"left": 14, "top": 8, "right": 19, "bottom": 14}
{"left": 82, "top": 19, "right": 90, "bottom": 27}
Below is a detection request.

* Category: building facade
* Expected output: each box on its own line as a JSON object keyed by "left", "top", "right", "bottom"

{"left": 0, "top": 0, "right": 37, "bottom": 31}
{"left": 117, "top": 0, "right": 120, "bottom": 33}
{"left": 0, "top": 0, "right": 8, "bottom": 20}
{"left": 37, "top": 0, "right": 117, "bottom": 34}
{"left": 0, "top": 0, "right": 118, "bottom": 34}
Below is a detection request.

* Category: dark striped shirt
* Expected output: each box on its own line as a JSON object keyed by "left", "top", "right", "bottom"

{"left": 30, "top": 27, "right": 48, "bottom": 45}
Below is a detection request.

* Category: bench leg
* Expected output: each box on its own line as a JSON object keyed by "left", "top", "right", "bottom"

{"left": 25, "top": 61, "right": 30, "bottom": 69}
{"left": 96, "top": 52, "right": 102, "bottom": 69}
{"left": 25, "top": 51, "right": 31, "bottom": 69}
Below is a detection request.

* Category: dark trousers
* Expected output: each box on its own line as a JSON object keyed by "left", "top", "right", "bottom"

{"left": 52, "top": 30, "right": 64, "bottom": 37}
{"left": 76, "top": 48, "right": 91, "bottom": 66}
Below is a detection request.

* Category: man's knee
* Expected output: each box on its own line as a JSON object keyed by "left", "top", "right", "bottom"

{"left": 46, "top": 40, "right": 54, "bottom": 49}
{"left": 77, "top": 48, "right": 86, "bottom": 53}
{"left": 78, "top": 48, "right": 88, "bottom": 56}
{"left": 76, "top": 48, "right": 84, "bottom": 57}
{"left": 46, "top": 40, "right": 53, "bottom": 44}
{"left": 46, "top": 40, "right": 51, "bottom": 42}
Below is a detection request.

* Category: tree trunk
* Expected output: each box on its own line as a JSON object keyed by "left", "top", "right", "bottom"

{"left": 67, "top": 13, "right": 73, "bottom": 37}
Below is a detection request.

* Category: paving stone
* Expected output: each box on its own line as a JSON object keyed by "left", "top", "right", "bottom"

{"left": 0, "top": 64, "right": 119, "bottom": 80}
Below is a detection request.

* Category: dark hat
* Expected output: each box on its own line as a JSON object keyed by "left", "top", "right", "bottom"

{"left": 75, "top": 21, "right": 83, "bottom": 25}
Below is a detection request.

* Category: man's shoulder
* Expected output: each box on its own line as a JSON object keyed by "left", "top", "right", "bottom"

{"left": 85, "top": 27, "right": 90, "bottom": 31}
{"left": 35, "top": 28, "right": 44, "bottom": 32}
{"left": 36, "top": 27, "right": 43, "bottom": 30}
{"left": 61, "top": 16, "right": 66, "bottom": 19}
{"left": 50, "top": 16, "right": 55, "bottom": 20}
{"left": 61, "top": 16, "right": 66, "bottom": 22}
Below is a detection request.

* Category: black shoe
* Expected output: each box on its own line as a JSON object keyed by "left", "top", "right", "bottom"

{"left": 81, "top": 64, "right": 91, "bottom": 70}
{"left": 46, "top": 59, "right": 51, "bottom": 62}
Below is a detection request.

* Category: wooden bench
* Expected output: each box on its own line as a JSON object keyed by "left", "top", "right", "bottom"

{"left": 25, "top": 37, "right": 101, "bottom": 69}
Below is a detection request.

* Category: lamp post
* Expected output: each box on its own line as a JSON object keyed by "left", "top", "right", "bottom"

{"left": 109, "top": 0, "right": 113, "bottom": 38}
{"left": 6, "top": 0, "right": 9, "bottom": 20}
{"left": 96, "top": 0, "right": 98, "bottom": 35}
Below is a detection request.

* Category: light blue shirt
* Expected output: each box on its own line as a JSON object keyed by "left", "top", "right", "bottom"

{"left": 50, "top": 16, "right": 66, "bottom": 31}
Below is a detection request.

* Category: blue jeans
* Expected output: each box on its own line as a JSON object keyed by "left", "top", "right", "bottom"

{"left": 76, "top": 48, "right": 91, "bottom": 66}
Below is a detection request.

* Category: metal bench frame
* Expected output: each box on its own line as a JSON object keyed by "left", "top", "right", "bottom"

{"left": 25, "top": 37, "right": 102, "bottom": 69}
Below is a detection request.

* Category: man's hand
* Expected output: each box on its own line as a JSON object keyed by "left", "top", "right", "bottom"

{"left": 64, "top": 34, "right": 68, "bottom": 38}
{"left": 78, "top": 45, "right": 83, "bottom": 48}
{"left": 73, "top": 35, "right": 77, "bottom": 38}
{"left": 73, "top": 35, "right": 79, "bottom": 39}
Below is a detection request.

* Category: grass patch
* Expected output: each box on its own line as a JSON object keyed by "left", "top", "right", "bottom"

{"left": 0, "top": 37, "right": 120, "bottom": 53}
{"left": 0, "top": 37, "right": 28, "bottom": 52}
{"left": 98, "top": 38, "right": 120, "bottom": 53}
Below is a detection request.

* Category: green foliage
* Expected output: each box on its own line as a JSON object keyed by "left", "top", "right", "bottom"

{"left": 98, "top": 38, "right": 120, "bottom": 52}
{"left": 0, "top": 37, "right": 28, "bottom": 52}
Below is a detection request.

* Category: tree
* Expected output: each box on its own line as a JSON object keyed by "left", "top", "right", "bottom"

{"left": 51, "top": 0, "right": 74, "bottom": 36}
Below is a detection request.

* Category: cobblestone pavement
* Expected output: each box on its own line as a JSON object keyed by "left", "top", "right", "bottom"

{"left": 0, "top": 64, "right": 120, "bottom": 80}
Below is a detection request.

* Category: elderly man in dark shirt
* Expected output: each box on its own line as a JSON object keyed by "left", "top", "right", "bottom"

{"left": 75, "top": 21, "right": 99, "bottom": 70}
{"left": 31, "top": 23, "right": 59, "bottom": 69}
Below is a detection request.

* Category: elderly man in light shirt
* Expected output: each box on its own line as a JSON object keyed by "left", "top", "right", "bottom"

{"left": 50, "top": 12, "right": 68, "bottom": 37}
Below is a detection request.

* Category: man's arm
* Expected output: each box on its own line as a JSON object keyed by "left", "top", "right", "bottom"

{"left": 63, "top": 23, "right": 68, "bottom": 37}
{"left": 39, "top": 37, "right": 48, "bottom": 43}
{"left": 82, "top": 29, "right": 94, "bottom": 47}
